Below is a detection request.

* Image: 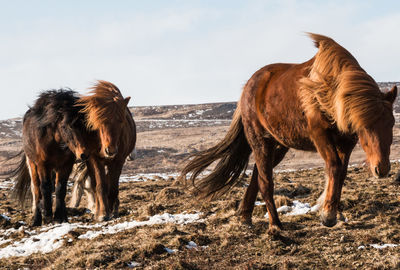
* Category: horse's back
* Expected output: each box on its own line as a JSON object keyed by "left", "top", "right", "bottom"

{"left": 240, "top": 60, "right": 317, "bottom": 151}
{"left": 22, "top": 89, "right": 79, "bottom": 165}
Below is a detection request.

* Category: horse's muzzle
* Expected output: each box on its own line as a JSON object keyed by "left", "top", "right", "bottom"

{"left": 76, "top": 153, "right": 89, "bottom": 163}
{"left": 373, "top": 163, "right": 390, "bottom": 179}
{"left": 104, "top": 147, "right": 117, "bottom": 159}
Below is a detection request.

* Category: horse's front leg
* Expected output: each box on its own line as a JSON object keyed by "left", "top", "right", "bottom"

{"left": 106, "top": 162, "right": 123, "bottom": 218}
{"left": 54, "top": 161, "right": 74, "bottom": 223}
{"left": 311, "top": 129, "right": 354, "bottom": 227}
{"left": 37, "top": 165, "right": 53, "bottom": 224}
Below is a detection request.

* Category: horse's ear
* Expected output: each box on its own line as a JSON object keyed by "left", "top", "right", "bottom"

{"left": 384, "top": 85, "right": 397, "bottom": 104}
{"left": 124, "top": 96, "right": 131, "bottom": 106}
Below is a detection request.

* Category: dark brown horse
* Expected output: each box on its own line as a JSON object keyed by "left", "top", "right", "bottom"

{"left": 72, "top": 81, "right": 136, "bottom": 221}
{"left": 179, "top": 33, "right": 397, "bottom": 232}
{"left": 8, "top": 90, "right": 89, "bottom": 226}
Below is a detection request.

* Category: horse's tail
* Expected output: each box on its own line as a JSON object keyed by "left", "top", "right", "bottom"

{"left": 179, "top": 104, "right": 252, "bottom": 199}
{"left": 8, "top": 153, "right": 31, "bottom": 206}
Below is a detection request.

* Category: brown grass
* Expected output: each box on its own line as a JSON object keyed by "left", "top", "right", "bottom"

{"left": 0, "top": 162, "right": 399, "bottom": 269}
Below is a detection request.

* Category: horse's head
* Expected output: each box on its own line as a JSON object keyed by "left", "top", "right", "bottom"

{"left": 358, "top": 86, "right": 397, "bottom": 178}
{"left": 59, "top": 117, "right": 90, "bottom": 163}
{"left": 78, "top": 81, "right": 131, "bottom": 160}
{"left": 97, "top": 96, "right": 131, "bottom": 159}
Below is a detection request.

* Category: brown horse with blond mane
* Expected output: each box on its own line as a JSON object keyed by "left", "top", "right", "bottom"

{"left": 73, "top": 81, "right": 136, "bottom": 221}
{"left": 179, "top": 33, "right": 397, "bottom": 232}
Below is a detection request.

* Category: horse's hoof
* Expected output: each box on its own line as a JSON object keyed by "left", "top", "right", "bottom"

{"left": 54, "top": 210, "right": 68, "bottom": 223}
{"left": 268, "top": 224, "right": 282, "bottom": 235}
{"left": 31, "top": 219, "right": 42, "bottom": 227}
{"left": 54, "top": 216, "right": 68, "bottom": 224}
{"left": 43, "top": 215, "right": 53, "bottom": 224}
{"left": 239, "top": 216, "right": 253, "bottom": 227}
{"left": 96, "top": 215, "right": 110, "bottom": 222}
{"left": 321, "top": 213, "right": 337, "bottom": 227}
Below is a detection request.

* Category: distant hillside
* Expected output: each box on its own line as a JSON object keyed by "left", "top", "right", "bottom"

{"left": 0, "top": 82, "right": 399, "bottom": 139}
{"left": 131, "top": 102, "right": 236, "bottom": 120}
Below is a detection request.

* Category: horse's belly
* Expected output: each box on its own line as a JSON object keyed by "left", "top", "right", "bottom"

{"left": 265, "top": 114, "right": 316, "bottom": 151}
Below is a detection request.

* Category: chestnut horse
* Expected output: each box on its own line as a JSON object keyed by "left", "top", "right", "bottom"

{"left": 8, "top": 90, "right": 89, "bottom": 226}
{"left": 73, "top": 81, "right": 136, "bottom": 221}
{"left": 179, "top": 33, "right": 397, "bottom": 232}
{"left": 69, "top": 147, "right": 137, "bottom": 215}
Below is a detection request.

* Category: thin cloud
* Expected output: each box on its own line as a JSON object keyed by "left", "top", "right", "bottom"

{"left": 0, "top": 2, "right": 398, "bottom": 119}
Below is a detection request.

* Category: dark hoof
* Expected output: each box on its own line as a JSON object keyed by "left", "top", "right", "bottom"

{"left": 54, "top": 215, "right": 68, "bottom": 224}
{"left": 54, "top": 209, "right": 68, "bottom": 223}
{"left": 321, "top": 214, "right": 337, "bottom": 227}
{"left": 43, "top": 215, "right": 53, "bottom": 224}
{"left": 96, "top": 215, "right": 110, "bottom": 222}
{"left": 31, "top": 217, "right": 42, "bottom": 227}
{"left": 268, "top": 224, "right": 282, "bottom": 235}
{"left": 239, "top": 216, "right": 253, "bottom": 227}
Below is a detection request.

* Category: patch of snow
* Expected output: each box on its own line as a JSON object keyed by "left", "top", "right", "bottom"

{"left": 164, "top": 247, "right": 176, "bottom": 254}
{"left": 0, "top": 226, "right": 31, "bottom": 238}
{"left": 370, "top": 243, "right": 398, "bottom": 249}
{"left": 79, "top": 212, "right": 203, "bottom": 240}
{"left": 127, "top": 261, "right": 141, "bottom": 268}
{"left": 135, "top": 119, "right": 230, "bottom": 123}
{"left": 310, "top": 204, "right": 320, "bottom": 212}
{"left": 0, "top": 214, "right": 11, "bottom": 221}
{"left": 119, "top": 173, "right": 179, "bottom": 183}
{"left": 277, "top": 205, "right": 292, "bottom": 214}
{"left": 254, "top": 201, "right": 265, "bottom": 206}
{"left": 0, "top": 238, "right": 12, "bottom": 246}
{"left": 0, "top": 179, "right": 13, "bottom": 190}
{"left": 185, "top": 241, "right": 198, "bottom": 249}
{"left": 0, "top": 223, "right": 75, "bottom": 258}
{"left": 0, "top": 212, "right": 203, "bottom": 258}
{"left": 283, "top": 200, "right": 312, "bottom": 215}
{"left": 358, "top": 244, "right": 399, "bottom": 250}
{"left": 265, "top": 200, "right": 318, "bottom": 218}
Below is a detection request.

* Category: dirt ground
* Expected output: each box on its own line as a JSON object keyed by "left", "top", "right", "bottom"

{"left": 0, "top": 162, "right": 399, "bottom": 269}
{"left": 0, "top": 101, "right": 400, "bottom": 269}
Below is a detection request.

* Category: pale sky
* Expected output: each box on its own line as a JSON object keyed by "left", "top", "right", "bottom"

{"left": 0, "top": 0, "right": 399, "bottom": 120}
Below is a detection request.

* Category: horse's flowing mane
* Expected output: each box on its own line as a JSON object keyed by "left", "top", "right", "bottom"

{"left": 300, "top": 33, "right": 390, "bottom": 133}
{"left": 28, "top": 89, "right": 82, "bottom": 129}
{"left": 76, "top": 80, "right": 127, "bottom": 130}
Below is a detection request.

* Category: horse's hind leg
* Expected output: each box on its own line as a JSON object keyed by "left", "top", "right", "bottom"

{"left": 253, "top": 140, "right": 282, "bottom": 232}
{"left": 27, "top": 158, "right": 42, "bottom": 226}
{"left": 238, "top": 164, "right": 258, "bottom": 225}
{"left": 54, "top": 162, "right": 74, "bottom": 223}
{"left": 238, "top": 145, "right": 288, "bottom": 225}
